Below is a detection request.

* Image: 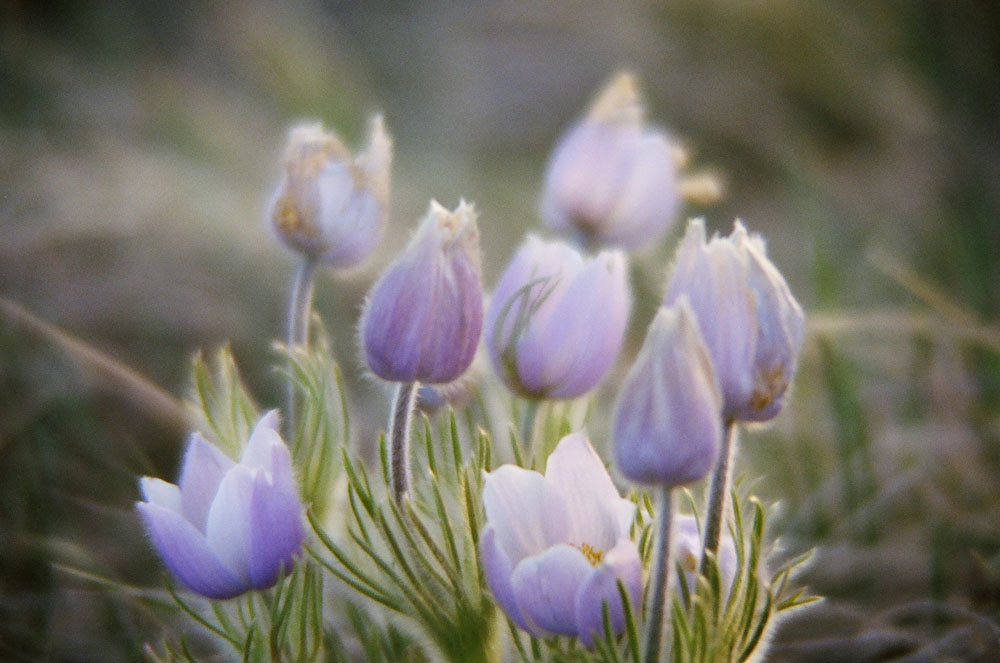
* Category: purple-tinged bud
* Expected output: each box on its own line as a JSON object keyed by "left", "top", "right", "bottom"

{"left": 485, "top": 235, "right": 631, "bottom": 399}
{"left": 541, "top": 72, "right": 681, "bottom": 251}
{"left": 270, "top": 115, "right": 391, "bottom": 267}
{"left": 663, "top": 219, "right": 804, "bottom": 422}
{"left": 135, "top": 411, "right": 304, "bottom": 599}
{"left": 613, "top": 301, "right": 722, "bottom": 486}
{"left": 361, "top": 200, "right": 483, "bottom": 384}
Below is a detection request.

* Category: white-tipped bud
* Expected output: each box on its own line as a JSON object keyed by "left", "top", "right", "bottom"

{"left": 270, "top": 115, "right": 392, "bottom": 267}
{"left": 541, "top": 72, "right": 682, "bottom": 251}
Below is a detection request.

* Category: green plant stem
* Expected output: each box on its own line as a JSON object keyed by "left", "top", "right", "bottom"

{"left": 286, "top": 257, "right": 317, "bottom": 430}
{"left": 389, "top": 381, "right": 419, "bottom": 503}
{"left": 643, "top": 487, "right": 674, "bottom": 663}
{"left": 700, "top": 420, "right": 737, "bottom": 575}
{"left": 520, "top": 398, "right": 540, "bottom": 452}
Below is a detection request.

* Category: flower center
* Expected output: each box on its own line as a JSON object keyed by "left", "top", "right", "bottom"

{"left": 575, "top": 543, "right": 604, "bottom": 566}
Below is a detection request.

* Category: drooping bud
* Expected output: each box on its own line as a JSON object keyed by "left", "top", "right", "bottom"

{"left": 663, "top": 219, "right": 804, "bottom": 422}
{"left": 270, "top": 115, "right": 392, "bottom": 267}
{"left": 361, "top": 200, "right": 483, "bottom": 384}
{"left": 484, "top": 235, "right": 631, "bottom": 399}
{"left": 541, "top": 72, "right": 681, "bottom": 251}
{"left": 613, "top": 301, "right": 722, "bottom": 485}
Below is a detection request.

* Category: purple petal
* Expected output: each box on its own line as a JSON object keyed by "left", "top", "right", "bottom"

{"left": 482, "top": 466, "right": 569, "bottom": 563}
{"left": 178, "top": 432, "right": 234, "bottom": 531}
{"left": 574, "top": 540, "right": 642, "bottom": 648}
{"left": 510, "top": 544, "right": 593, "bottom": 636}
{"left": 247, "top": 468, "right": 304, "bottom": 588}
{"left": 479, "top": 524, "right": 530, "bottom": 631}
{"left": 205, "top": 465, "right": 256, "bottom": 583}
{"left": 139, "top": 477, "right": 182, "bottom": 515}
{"left": 136, "top": 501, "right": 247, "bottom": 599}
{"left": 544, "top": 432, "right": 634, "bottom": 550}
{"left": 241, "top": 411, "right": 282, "bottom": 470}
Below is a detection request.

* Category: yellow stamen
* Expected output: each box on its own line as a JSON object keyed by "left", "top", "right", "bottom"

{"left": 576, "top": 543, "right": 603, "bottom": 566}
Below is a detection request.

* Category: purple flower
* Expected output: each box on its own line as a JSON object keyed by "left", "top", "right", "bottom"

{"left": 135, "top": 411, "right": 304, "bottom": 599}
{"left": 663, "top": 219, "right": 804, "bottom": 422}
{"left": 361, "top": 200, "right": 483, "bottom": 384}
{"left": 541, "top": 72, "right": 681, "bottom": 251}
{"left": 672, "top": 515, "right": 738, "bottom": 597}
{"left": 613, "top": 301, "right": 722, "bottom": 485}
{"left": 270, "top": 116, "right": 391, "bottom": 267}
{"left": 480, "top": 432, "right": 640, "bottom": 647}
{"left": 484, "top": 235, "right": 631, "bottom": 399}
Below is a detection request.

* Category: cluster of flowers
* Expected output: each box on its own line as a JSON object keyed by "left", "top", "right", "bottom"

{"left": 135, "top": 72, "right": 804, "bottom": 657}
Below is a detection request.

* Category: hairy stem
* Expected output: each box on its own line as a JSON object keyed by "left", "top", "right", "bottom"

{"left": 701, "top": 420, "right": 737, "bottom": 574}
{"left": 389, "top": 381, "right": 419, "bottom": 503}
{"left": 286, "top": 257, "right": 317, "bottom": 431}
{"left": 643, "top": 487, "right": 674, "bottom": 663}
{"left": 520, "top": 398, "right": 540, "bottom": 452}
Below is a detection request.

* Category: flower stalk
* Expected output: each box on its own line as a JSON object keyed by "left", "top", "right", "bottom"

{"left": 389, "top": 380, "right": 419, "bottom": 503}
{"left": 286, "top": 256, "right": 317, "bottom": 429}
{"left": 700, "top": 420, "right": 737, "bottom": 575}
{"left": 519, "top": 398, "right": 540, "bottom": 450}
{"left": 642, "top": 486, "right": 674, "bottom": 663}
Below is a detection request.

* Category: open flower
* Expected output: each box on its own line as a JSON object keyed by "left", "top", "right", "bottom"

{"left": 361, "top": 200, "right": 483, "bottom": 384}
{"left": 484, "top": 235, "right": 630, "bottom": 399}
{"left": 480, "top": 432, "right": 640, "bottom": 647}
{"left": 663, "top": 219, "right": 804, "bottom": 422}
{"left": 270, "top": 116, "right": 391, "bottom": 267}
{"left": 541, "top": 71, "right": 681, "bottom": 251}
{"left": 136, "top": 411, "right": 304, "bottom": 599}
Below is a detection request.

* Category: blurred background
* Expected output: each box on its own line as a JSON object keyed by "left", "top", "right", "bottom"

{"left": 1, "top": 1, "right": 999, "bottom": 660}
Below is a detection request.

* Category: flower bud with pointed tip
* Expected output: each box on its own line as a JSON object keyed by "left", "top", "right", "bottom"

{"left": 270, "top": 115, "right": 392, "bottom": 267}
{"left": 361, "top": 200, "right": 483, "bottom": 384}
{"left": 613, "top": 300, "right": 722, "bottom": 486}
{"left": 484, "top": 235, "right": 631, "bottom": 399}
{"left": 663, "top": 218, "right": 804, "bottom": 422}
{"left": 135, "top": 411, "right": 304, "bottom": 599}
{"left": 541, "top": 71, "right": 681, "bottom": 251}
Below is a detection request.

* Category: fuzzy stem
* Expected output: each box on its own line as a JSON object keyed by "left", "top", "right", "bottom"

{"left": 700, "top": 420, "right": 737, "bottom": 574}
{"left": 643, "top": 487, "right": 674, "bottom": 663}
{"left": 389, "top": 381, "right": 419, "bottom": 503}
{"left": 520, "top": 398, "right": 540, "bottom": 452}
{"left": 285, "top": 257, "right": 317, "bottom": 431}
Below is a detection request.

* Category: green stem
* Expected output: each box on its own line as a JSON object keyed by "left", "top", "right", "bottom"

{"left": 286, "top": 257, "right": 317, "bottom": 431}
{"left": 389, "top": 381, "right": 419, "bottom": 503}
{"left": 642, "top": 487, "right": 674, "bottom": 663}
{"left": 700, "top": 420, "right": 737, "bottom": 574}
{"left": 520, "top": 398, "right": 540, "bottom": 452}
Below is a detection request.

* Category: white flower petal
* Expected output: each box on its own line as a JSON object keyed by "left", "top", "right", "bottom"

{"left": 139, "top": 477, "right": 181, "bottom": 515}
{"left": 482, "top": 465, "right": 569, "bottom": 563}
{"left": 205, "top": 465, "right": 257, "bottom": 583}
{"left": 178, "top": 432, "right": 234, "bottom": 531}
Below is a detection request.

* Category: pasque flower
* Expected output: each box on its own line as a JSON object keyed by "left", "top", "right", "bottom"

{"left": 541, "top": 71, "right": 681, "bottom": 251}
{"left": 613, "top": 300, "right": 722, "bottom": 485}
{"left": 270, "top": 116, "right": 392, "bottom": 267}
{"left": 485, "top": 235, "right": 630, "bottom": 399}
{"left": 480, "top": 432, "right": 640, "bottom": 647}
{"left": 663, "top": 219, "right": 804, "bottom": 422}
{"left": 136, "top": 411, "right": 304, "bottom": 599}
{"left": 361, "top": 200, "right": 483, "bottom": 384}
{"left": 672, "top": 515, "right": 738, "bottom": 597}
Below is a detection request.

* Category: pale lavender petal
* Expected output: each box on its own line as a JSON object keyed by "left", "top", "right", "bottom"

{"left": 603, "top": 132, "right": 680, "bottom": 249}
{"left": 544, "top": 432, "right": 634, "bottom": 550}
{"left": 139, "top": 477, "right": 181, "bottom": 515}
{"left": 574, "top": 540, "right": 642, "bottom": 648}
{"left": 479, "top": 524, "right": 530, "bottom": 631}
{"left": 205, "top": 466, "right": 256, "bottom": 583}
{"left": 247, "top": 469, "right": 304, "bottom": 588}
{"left": 241, "top": 410, "right": 282, "bottom": 470}
{"left": 136, "top": 501, "right": 246, "bottom": 599}
{"left": 178, "top": 432, "right": 234, "bottom": 531}
{"left": 510, "top": 544, "right": 593, "bottom": 636}
{"left": 482, "top": 465, "right": 569, "bottom": 563}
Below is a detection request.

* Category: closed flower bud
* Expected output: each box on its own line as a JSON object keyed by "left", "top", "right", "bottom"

{"left": 135, "top": 411, "right": 304, "bottom": 599}
{"left": 480, "top": 432, "right": 641, "bottom": 647}
{"left": 361, "top": 200, "right": 483, "bottom": 384}
{"left": 270, "top": 115, "right": 391, "bottom": 267}
{"left": 485, "top": 235, "right": 631, "bottom": 399}
{"left": 541, "top": 71, "right": 681, "bottom": 251}
{"left": 663, "top": 219, "right": 804, "bottom": 421}
{"left": 613, "top": 301, "right": 722, "bottom": 485}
